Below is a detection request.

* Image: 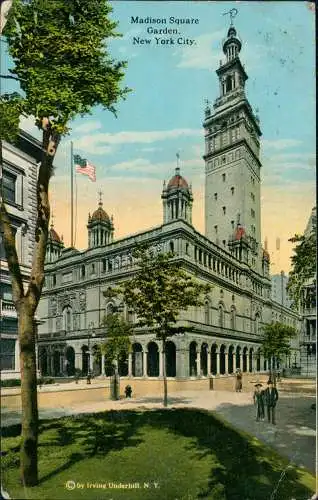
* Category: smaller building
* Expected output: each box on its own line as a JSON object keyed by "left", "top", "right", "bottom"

{"left": 0, "top": 131, "right": 41, "bottom": 379}
{"left": 271, "top": 271, "right": 292, "bottom": 309}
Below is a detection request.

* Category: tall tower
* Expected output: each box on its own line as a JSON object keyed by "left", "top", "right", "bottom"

{"left": 203, "top": 23, "right": 262, "bottom": 270}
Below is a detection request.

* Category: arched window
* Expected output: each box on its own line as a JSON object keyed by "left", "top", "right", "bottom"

{"left": 169, "top": 241, "right": 174, "bottom": 254}
{"left": 226, "top": 75, "right": 233, "bottom": 92}
{"left": 204, "top": 301, "right": 210, "bottom": 324}
{"left": 63, "top": 306, "right": 72, "bottom": 332}
{"left": 219, "top": 304, "right": 224, "bottom": 328}
{"left": 230, "top": 306, "right": 236, "bottom": 330}
{"left": 106, "top": 303, "right": 114, "bottom": 316}
{"left": 81, "top": 265, "right": 85, "bottom": 278}
{"left": 255, "top": 313, "right": 260, "bottom": 334}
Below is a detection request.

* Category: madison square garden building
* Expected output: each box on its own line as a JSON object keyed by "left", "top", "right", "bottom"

{"left": 36, "top": 25, "right": 301, "bottom": 380}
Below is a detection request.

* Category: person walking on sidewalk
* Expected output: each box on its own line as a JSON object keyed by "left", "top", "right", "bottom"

{"left": 264, "top": 380, "right": 279, "bottom": 424}
{"left": 253, "top": 383, "right": 265, "bottom": 421}
{"left": 235, "top": 368, "right": 243, "bottom": 392}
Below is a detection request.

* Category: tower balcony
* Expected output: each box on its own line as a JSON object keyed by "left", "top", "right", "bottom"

{"left": 213, "top": 88, "right": 245, "bottom": 110}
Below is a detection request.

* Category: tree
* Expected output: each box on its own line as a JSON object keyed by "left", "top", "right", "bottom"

{"left": 287, "top": 224, "right": 316, "bottom": 310}
{"left": 0, "top": 0, "right": 128, "bottom": 486}
{"left": 259, "top": 322, "right": 297, "bottom": 385}
{"left": 116, "top": 245, "right": 211, "bottom": 407}
{"left": 101, "top": 313, "right": 131, "bottom": 384}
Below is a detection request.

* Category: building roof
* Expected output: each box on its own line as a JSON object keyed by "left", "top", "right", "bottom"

{"left": 49, "top": 227, "right": 62, "bottom": 243}
{"left": 167, "top": 174, "right": 189, "bottom": 191}
{"left": 91, "top": 204, "right": 110, "bottom": 223}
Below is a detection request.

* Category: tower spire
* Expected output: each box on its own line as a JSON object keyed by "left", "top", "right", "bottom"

{"left": 50, "top": 211, "right": 54, "bottom": 229}
{"left": 98, "top": 190, "right": 103, "bottom": 207}
{"left": 176, "top": 152, "right": 180, "bottom": 176}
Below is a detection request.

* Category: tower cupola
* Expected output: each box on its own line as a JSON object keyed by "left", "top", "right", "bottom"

{"left": 87, "top": 191, "right": 114, "bottom": 248}
{"left": 222, "top": 25, "right": 242, "bottom": 62}
{"left": 162, "top": 154, "right": 193, "bottom": 224}
{"left": 46, "top": 214, "right": 64, "bottom": 262}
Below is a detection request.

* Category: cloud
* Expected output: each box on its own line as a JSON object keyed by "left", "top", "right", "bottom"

{"left": 175, "top": 30, "right": 224, "bottom": 69}
{"left": 74, "top": 128, "right": 202, "bottom": 155}
{"left": 262, "top": 138, "right": 302, "bottom": 150}
{"left": 73, "top": 121, "right": 103, "bottom": 134}
{"left": 19, "top": 115, "right": 42, "bottom": 140}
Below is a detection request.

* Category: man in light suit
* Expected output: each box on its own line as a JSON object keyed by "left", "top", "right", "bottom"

{"left": 264, "top": 380, "right": 279, "bottom": 425}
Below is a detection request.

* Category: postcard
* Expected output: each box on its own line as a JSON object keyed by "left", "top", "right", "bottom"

{"left": 1, "top": 1, "right": 316, "bottom": 499}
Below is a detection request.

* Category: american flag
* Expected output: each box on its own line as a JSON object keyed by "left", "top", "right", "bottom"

{"left": 74, "top": 154, "right": 96, "bottom": 182}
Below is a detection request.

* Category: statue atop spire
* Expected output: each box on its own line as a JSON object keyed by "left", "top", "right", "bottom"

{"left": 222, "top": 7, "right": 238, "bottom": 26}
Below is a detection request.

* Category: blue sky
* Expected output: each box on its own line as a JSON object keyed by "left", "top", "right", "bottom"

{"left": 3, "top": 1, "right": 316, "bottom": 272}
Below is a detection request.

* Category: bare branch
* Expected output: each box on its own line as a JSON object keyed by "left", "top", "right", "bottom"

{"left": 0, "top": 74, "right": 21, "bottom": 81}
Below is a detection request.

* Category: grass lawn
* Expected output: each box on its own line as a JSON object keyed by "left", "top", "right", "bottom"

{"left": 1, "top": 408, "right": 315, "bottom": 500}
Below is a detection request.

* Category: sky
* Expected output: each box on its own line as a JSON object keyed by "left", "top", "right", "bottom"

{"left": 2, "top": 1, "right": 316, "bottom": 274}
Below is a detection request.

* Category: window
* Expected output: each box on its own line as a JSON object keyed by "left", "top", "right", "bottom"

{"left": 204, "top": 301, "right": 210, "bottom": 324}
{"left": 52, "top": 274, "right": 56, "bottom": 286}
{"left": 106, "top": 303, "right": 114, "bottom": 316}
{"left": 251, "top": 209, "right": 255, "bottom": 218}
{"left": 222, "top": 206, "right": 226, "bottom": 215}
{"left": 251, "top": 192, "right": 255, "bottom": 201}
{"left": 222, "top": 173, "right": 226, "bottom": 182}
{"left": 63, "top": 306, "right": 72, "bottom": 332}
{"left": 169, "top": 241, "right": 174, "bottom": 253}
{"left": 81, "top": 265, "right": 86, "bottom": 278}
{"left": 0, "top": 227, "right": 16, "bottom": 259}
{"left": 1, "top": 284, "right": 12, "bottom": 301}
{"left": 214, "top": 193, "right": 218, "bottom": 200}
{"left": 218, "top": 305, "right": 224, "bottom": 328}
{"left": 185, "top": 243, "right": 189, "bottom": 255}
{"left": 214, "top": 225, "right": 218, "bottom": 234}
{"left": 91, "top": 263, "right": 95, "bottom": 274}
{"left": 231, "top": 220, "right": 235, "bottom": 229}
{"left": 2, "top": 171, "right": 16, "bottom": 203}
{"left": 102, "top": 259, "right": 107, "bottom": 272}
{"left": 222, "top": 157, "right": 226, "bottom": 165}
{"left": 230, "top": 307, "right": 236, "bottom": 330}
{"left": 222, "top": 240, "right": 226, "bottom": 246}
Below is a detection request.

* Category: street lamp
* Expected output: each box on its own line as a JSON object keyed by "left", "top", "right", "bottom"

{"left": 87, "top": 322, "right": 96, "bottom": 380}
{"left": 307, "top": 344, "right": 313, "bottom": 377}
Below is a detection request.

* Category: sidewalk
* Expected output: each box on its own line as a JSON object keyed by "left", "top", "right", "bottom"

{"left": 1, "top": 388, "right": 316, "bottom": 474}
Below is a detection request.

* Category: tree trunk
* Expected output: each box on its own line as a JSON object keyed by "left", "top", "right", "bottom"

{"left": 19, "top": 301, "right": 39, "bottom": 486}
{"left": 162, "top": 337, "right": 168, "bottom": 407}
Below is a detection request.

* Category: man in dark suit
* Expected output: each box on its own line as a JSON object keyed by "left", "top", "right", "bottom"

{"left": 264, "top": 380, "right": 279, "bottom": 424}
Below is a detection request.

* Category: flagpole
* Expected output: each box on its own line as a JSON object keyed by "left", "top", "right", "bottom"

{"left": 71, "top": 141, "right": 74, "bottom": 247}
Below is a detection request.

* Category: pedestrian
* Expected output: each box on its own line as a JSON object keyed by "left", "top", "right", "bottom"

{"left": 264, "top": 380, "right": 279, "bottom": 425}
{"left": 86, "top": 370, "right": 91, "bottom": 385}
{"left": 253, "top": 383, "right": 265, "bottom": 421}
{"left": 235, "top": 368, "right": 243, "bottom": 392}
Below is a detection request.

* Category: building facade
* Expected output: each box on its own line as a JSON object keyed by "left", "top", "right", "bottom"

{"left": 36, "top": 24, "right": 301, "bottom": 379}
{"left": 0, "top": 131, "right": 42, "bottom": 379}
{"left": 299, "top": 207, "right": 316, "bottom": 377}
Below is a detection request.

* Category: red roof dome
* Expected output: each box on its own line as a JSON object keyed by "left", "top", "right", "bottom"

{"left": 91, "top": 204, "right": 110, "bottom": 222}
{"left": 49, "top": 227, "right": 62, "bottom": 243}
{"left": 234, "top": 225, "right": 246, "bottom": 240}
{"left": 167, "top": 166, "right": 189, "bottom": 191}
